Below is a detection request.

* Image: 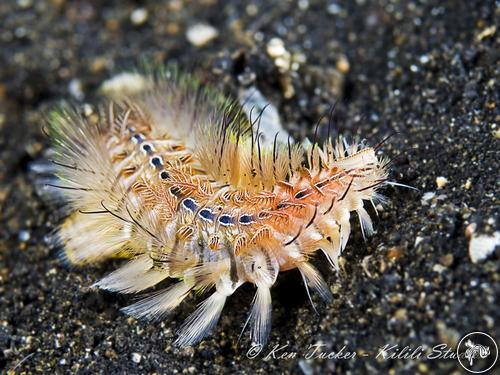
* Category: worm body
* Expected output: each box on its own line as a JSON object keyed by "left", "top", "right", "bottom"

{"left": 46, "top": 69, "right": 390, "bottom": 346}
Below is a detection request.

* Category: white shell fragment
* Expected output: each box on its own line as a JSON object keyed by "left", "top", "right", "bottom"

{"left": 130, "top": 8, "right": 148, "bottom": 25}
{"left": 186, "top": 24, "right": 219, "bottom": 47}
{"left": 468, "top": 232, "right": 500, "bottom": 263}
{"left": 239, "top": 86, "right": 290, "bottom": 147}
{"left": 100, "top": 73, "right": 150, "bottom": 98}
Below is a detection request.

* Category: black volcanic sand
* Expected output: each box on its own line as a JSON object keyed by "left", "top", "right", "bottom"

{"left": 1, "top": 1, "right": 498, "bottom": 374}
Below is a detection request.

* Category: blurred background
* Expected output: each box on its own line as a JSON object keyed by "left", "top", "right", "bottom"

{"left": 0, "top": 1, "right": 498, "bottom": 373}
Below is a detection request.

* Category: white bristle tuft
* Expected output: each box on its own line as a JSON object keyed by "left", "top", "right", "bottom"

{"left": 174, "top": 291, "right": 227, "bottom": 347}
{"left": 122, "top": 281, "right": 192, "bottom": 320}
{"left": 298, "top": 262, "right": 333, "bottom": 304}
{"left": 248, "top": 286, "right": 272, "bottom": 346}
{"left": 93, "top": 255, "right": 167, "bottom": 293}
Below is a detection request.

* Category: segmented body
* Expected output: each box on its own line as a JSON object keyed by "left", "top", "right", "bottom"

{"left": 46, "top": 69, "right": 390, "bottom": 347}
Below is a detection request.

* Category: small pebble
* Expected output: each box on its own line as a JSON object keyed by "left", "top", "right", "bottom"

{"left": 394, "top": 308, "right": 407, "bottom": 321}
{"left": 336, "top": 55, "right": 350, "bottom": 73}
{"left": 68, "top": 79, "right": 84, "bottom": 101}
{"left": 327, "top": 3, "right": 342, "bottom": 15}
{"left": 186, "top": 24, "right": 218, "bottom": 47}
{"left": 17, "top": 0, "right": 32, "bottom": 8}
{"left": 90, "top": 57, "right": 108, "bottom": 73}
{"left": 432, "top": 264, "right": 446, "bottom": 273}
{"left": 464, "top": 179, "right": 472, "bottom": 190}
{"left": 131, "top": 352, "right": 142, "bottom": 363}
{"left": 418, "top": 363, "right": 429, "bottom": 373}
{"left": 266, "top": 38, "right": 287, "bottom": 58}
{"left": 414, "top": 236, "right": 424, "bottom": 247}
{"left": 130, "top": 8, "right": 148, "bottom": 26}
{"left": 15, "top": 27, "right": 27, "bottom": 38}
{"left": 465, "top": 223, "right": 477, "bottom": 239}
{"left": 435, "top": 176, "right": 448, "bottom": 188}
{"left": 387, "top": 246, "right": 403, "bottom": 260}
{"left": 246, "top": 4, "right": 258, "bottom": 16}
{"left": 18, "top": 230, "right": 30, "bottom": 242}
{"left": 440, "top": 254, "right": 454, "bottom": 267}
{"left": 419, "top": 54, "right": 430, "bottom": 64}
{"left": 82, "top": 104, "right": 94, "bottom": 117}
{"left": 475, "top": 25, "right": 496, "bottom": 41}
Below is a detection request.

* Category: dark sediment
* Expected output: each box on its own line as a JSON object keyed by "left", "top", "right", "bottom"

{"left": 0, "top": 0, "right": 498, "bottom": 374}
